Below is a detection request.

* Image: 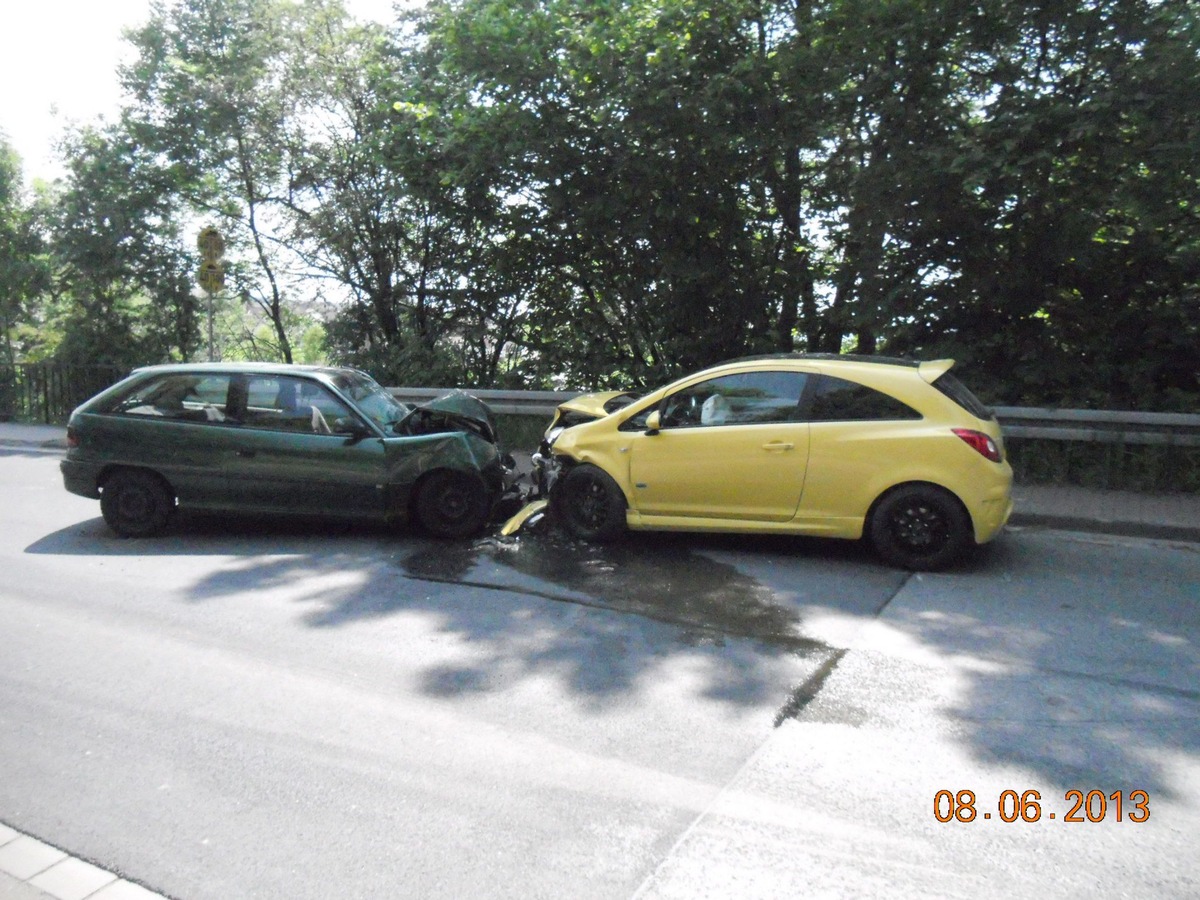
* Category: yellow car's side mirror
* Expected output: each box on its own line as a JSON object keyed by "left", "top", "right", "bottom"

{"left": 645, "top": 410, "right": 661, "bottom": 435}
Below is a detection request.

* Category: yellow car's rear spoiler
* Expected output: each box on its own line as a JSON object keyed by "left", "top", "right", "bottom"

{"left": 918, "top": 359, "right": 955, "bottom": 384}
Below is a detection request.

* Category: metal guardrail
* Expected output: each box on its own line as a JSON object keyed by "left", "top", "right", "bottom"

{"left": 390, "top": 387, "right": 572, "bottom": 418}
{"left": 992, "top": 407, "right": 1200, "bottom": 447}
{"left": 3, "top": 365, "right": 1196, "bottom": 448}
{"left": 390, "top": 387, "right": 1200, "bottom": 446}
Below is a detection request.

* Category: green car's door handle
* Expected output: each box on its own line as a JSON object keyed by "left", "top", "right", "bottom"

{"left": 235, "top": 449, "right": 257, "bottom": 458}
{"left": 762, "top": 441, "right": 795, "bottom": 452}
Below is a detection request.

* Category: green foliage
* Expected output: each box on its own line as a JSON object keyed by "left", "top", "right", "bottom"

{"left": 0, "top": 139, "right": 53, "bottom": 368}
{"left": 407, "top": 0, "right": 1199, "bottom": 401}
{"left": 45, "top": 126, "right": 199, "bottom": 368}
{"left": 492, "top": 413, "right": 549, "bottom": 453}
{"left": 0, "top": 0, "right": 1196, "bottom": 416}
{"left": 1006, "top": 439, "right": 1200, "bottom": 494}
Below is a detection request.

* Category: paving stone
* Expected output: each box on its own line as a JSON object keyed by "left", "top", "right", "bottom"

{"left": 89, "top": 879, "right": 167, "bottom": 900}
{"left": 29, "top": 857, "right": 118, "bottom": 900}
{"left": 0, "top": 836, "right": 66, "bottom": 881}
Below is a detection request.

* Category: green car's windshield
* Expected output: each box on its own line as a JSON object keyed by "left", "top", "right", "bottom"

{"left": 330, "top": 371, "right": 411, "bottom": 432}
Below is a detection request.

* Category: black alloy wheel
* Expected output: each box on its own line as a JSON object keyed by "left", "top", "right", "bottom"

{"left": 554, "top": 464, "right": 627, "bottom": 542}
{"left": 869, "top": 484, "right": 972, "bottom": 571}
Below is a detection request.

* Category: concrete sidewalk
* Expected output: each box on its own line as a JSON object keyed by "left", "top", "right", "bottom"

{"left": 0, "top": 423, "right": 68, "bottom": 451}
{"left": 5, "top": 420, "right": 1197, "bottom": 543}
{"left": 0, "top": 824, "right": 165, "bottom": 900}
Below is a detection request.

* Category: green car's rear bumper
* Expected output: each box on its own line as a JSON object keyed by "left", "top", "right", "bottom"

{"left": 60, "top": 458, "right": 101, "bottom": 499}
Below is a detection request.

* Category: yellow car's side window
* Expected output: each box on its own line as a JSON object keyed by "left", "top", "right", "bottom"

{"left": 804, "top": 375, "right": 922, "bottom": 421}
{"left": 659, "top": 372, "right": 807, "bottom": 428}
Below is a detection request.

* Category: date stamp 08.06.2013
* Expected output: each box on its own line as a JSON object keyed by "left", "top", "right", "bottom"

{"left": 934, "top": 789, "right": 1150, "bottom": 824}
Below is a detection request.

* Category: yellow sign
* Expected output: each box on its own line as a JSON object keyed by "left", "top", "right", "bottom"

{"left": 198, "top": 261, "right": 225, "bottom": 293}
{"left": 197, "top": 227, "right": 225, "bottom": 261}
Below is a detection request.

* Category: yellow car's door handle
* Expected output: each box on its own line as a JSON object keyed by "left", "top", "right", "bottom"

{"left": 762, "top": 441, "right": 795, "bottom": 452}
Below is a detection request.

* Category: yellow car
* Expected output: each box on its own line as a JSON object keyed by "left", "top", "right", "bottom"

{"left": 521, "top": 354, "right": 1012, "bottom": 570}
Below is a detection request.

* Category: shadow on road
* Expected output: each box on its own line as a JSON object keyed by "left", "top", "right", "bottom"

{"left": 25, "top": 514, "right": 896, "bottom": 713}
{"left": 25, "top": 510, "right": 1198, "bottom": 797}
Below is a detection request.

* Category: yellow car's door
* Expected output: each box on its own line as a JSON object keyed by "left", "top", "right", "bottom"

{"left": 626, "top": 370, "right": 810, "bottom": 522}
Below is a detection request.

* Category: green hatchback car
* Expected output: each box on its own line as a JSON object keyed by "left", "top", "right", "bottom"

{"left": 60, "top": 363, "right": 510, "bottom": 538}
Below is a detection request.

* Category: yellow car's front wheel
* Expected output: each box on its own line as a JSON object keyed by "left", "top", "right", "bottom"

{"left": 554, "top": 464, "right": 627, "bottom": 542}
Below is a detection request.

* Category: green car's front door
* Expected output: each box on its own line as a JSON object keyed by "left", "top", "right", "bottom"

{"left": 215, "top": 374, "right": 388, "bottom": 520}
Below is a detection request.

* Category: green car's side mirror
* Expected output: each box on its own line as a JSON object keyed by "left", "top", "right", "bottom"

{"left": 645, "top": 411, "right": 661, "bottom": 435}
{"left": 334, "top": 418, "right": 372, "bottom": 441}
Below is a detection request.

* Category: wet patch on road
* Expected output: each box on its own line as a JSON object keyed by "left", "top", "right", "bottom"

{"left": 399, "top": 529, "right": 832, "bottom": 657}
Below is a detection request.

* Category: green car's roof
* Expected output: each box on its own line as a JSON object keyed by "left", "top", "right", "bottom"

{"left": 130, "top": 362, "right": 365, "bottom": 379}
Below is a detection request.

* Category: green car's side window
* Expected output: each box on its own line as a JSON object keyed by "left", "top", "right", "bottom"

{"left": 658, "top": 371, "right": 807, "bottom": 429}
{"left": 240, "top": 375, "right": 354, "bottom": 435}
{"left": 111, "top": 374, "right": 232, "bottom": 423}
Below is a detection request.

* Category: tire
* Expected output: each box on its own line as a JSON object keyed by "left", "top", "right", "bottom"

{"left": 869, "top": 484, "right": 972, "bottom": 571}
{"left": 100, "top": 470, "right": 174, "bottom": 538}
{"left": 414, "top": 470, "right": 491, "bottom": 539}
{"left": 553, "top": 464, "right": 627, "bottom": 542}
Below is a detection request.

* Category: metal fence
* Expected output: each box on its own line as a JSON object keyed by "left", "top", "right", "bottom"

{"left": 0, "top": 364, "right": 127, "bottom": 424}
{"left": 992, "top": 407, "right": 1200, "bottom": 447}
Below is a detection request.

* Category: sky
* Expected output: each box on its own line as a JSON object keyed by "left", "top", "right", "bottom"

{"left": 0, "top": 0, "right": 400, "bottom": 186}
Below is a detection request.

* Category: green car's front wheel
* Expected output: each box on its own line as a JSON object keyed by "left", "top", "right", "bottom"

{"left": 414, "top": 470, "right": 491, "bottom": 539}
{"left": 554, "top": 464, "right": 627, "bottom": 542}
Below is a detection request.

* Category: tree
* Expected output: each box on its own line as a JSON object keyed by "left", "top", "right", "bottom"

{"left": 282, "top": 13, "right": 510, "bottom": 385}
{"left": 47, "top": 126, "right": 199, "bottom": 368}
{"left": 10, "top": 0, "right": 1193, "bottom": 410}
{"left": 0, "top": 136, "right": 52, "bottom": 369}
{"left": 122, "top": 0, "right": 323, "bottom": 363}
{"left": 886, "top": 0, "right": 1200, "bottom": 408}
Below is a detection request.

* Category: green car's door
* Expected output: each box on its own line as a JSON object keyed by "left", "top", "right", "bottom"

{"left": 215, "top": 374, "right": 388, "bottom": 519}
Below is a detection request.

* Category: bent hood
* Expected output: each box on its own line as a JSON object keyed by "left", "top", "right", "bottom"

{"left": 417, "top": 390, "right": 499, "bottom": 444}
{"left": 556, "top": 391, "right": 637, "bottom": 420}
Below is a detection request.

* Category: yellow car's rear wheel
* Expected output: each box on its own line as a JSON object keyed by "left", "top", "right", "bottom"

{"left": 554, "top": 464, "right": 627, "bottom": 542}
{"left": 869, "top": 484, "right": 971, "bottom": 571}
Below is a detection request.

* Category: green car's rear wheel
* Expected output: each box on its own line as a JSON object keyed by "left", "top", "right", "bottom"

{"left": 100, "top": 469, "right": 174, "bottom": 538}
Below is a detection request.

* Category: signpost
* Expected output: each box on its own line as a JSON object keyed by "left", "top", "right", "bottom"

{"left": 196, "top": 227, "right": 226, "bottom": 361}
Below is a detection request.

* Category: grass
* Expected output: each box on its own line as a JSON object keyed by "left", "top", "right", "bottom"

{"left": 1005, "top": 439, "right": 1200, "bottom": 494}
{"left": 495, "top": 414, "right": 551, "bottom": 453}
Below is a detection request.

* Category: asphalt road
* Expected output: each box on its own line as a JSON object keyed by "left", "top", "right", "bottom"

{"left": 1, "top": 447, "right": 1198, "bottom": 898}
